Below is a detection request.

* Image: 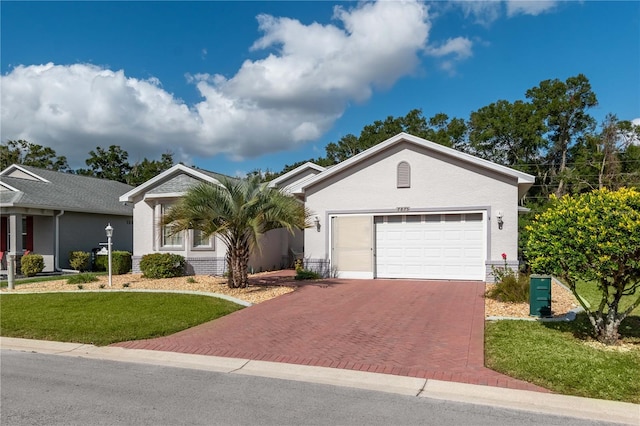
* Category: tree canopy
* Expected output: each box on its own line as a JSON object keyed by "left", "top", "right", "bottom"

{"left": 526, "top": 188, "right": 640, "bottom": 344}
{"left": 0, "top": 140, "right": 69, "bottom": 171}
{"left": 0, "top": 140, "right": 174, "bottom": 186}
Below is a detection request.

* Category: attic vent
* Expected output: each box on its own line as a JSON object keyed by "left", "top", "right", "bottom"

{"left": 397, "top": 161, "right": 411, "bottom": 188}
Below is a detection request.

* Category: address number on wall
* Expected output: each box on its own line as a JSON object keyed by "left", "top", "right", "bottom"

{"left": 396, "top": 207, "right": 410, "bottom": 212}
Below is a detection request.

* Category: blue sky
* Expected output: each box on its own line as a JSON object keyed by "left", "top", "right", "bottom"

{"left": 2, "top": 1, "right": 639, "bottom": 177}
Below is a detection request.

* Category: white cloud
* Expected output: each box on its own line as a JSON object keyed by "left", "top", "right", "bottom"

{"left": 1, "top": 63, "right": 199, "bottom": 165}
{"left": 425, "top": 37, "right": 473, "bottom": 59}
{"left": 1, "top": 1, "right": 464, "bottom": 166}
{"left": 456, "top": 0, "right": 558, "bottom": 25}
{"left": 457, "top": 1, "right": 503, "bottom": 26}
{"left": 506, "top": 1, "right": 557, "bottom": 17}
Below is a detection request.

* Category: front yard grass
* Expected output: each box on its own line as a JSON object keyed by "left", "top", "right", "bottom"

{"left": 0, "top": 292, "right": 243, "bottom": 346}
{"left": 485, "top": 316, "right": 640, "bottom": 403}
{"left": 0, "top": 273, "right": 108, "bottom": 288}
{"left": 485, "top": 280, "right": 640, "bottom": 403}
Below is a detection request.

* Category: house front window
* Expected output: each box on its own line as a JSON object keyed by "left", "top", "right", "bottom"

{"left": 4, "top": 216, "right": 33, "bottom": 252}
{"left": 160, "top": 204, "right": 183, "bottom": 248}
{"left": 192, "top": 229, "right": 214, "bottom": 249}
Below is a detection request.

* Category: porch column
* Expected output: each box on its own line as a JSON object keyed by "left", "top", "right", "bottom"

{"left": 7, "top": 213, "right": 23, "bottom": 289}
{"left": 154, "top": 202, "right": 161, "bottom": 251}
{"left": 8, "top": 213, "right": 23, "bottom": 255}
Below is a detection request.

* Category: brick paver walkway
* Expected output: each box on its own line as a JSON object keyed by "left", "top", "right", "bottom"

{"left": 114, "top": 273, "right": 547, "bottom": 392}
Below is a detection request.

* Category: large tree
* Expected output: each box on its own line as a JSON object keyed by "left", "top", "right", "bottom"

{"left": 162, "top": 177, "right": 310, "bottom": 288}
{"left": 526, "top": 74, "right": 598, "bottom": 197}
{"left": 526, "top": 188, "right": 640, "bottom": 345}
{"left": 468, "top": 100, "right": 545, "bottom": 171}
{"left": 76, "top": 145, "right": 132, "bottom": 183}
{"left": 0, "top": 140, "right": 69, "bottom": 171}
{"left": 127, "top": 152, "right": 174, "bottom": 186}
{"left": 568, "top": 115, "right": 640, "bottom": 193}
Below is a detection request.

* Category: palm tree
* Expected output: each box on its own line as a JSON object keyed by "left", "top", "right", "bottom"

{"left": 162, "top": 176, "right": 310, "bottom": 288}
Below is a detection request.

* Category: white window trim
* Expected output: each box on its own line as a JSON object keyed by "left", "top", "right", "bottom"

{"left": 159, "top": 203, "right": 185, "bottom": 250}
{"left": 191, "top": 229, "right": 216, "bottom": 251}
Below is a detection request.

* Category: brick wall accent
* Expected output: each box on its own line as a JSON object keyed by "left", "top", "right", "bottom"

{"left": 485, "top": 260, "right": 519, "bottom": 283}
{"left": 132, "top": 256, "right": 227, "bottom": 276}
{"left": 303, "top": 258, "right": 332, "bottom": 278}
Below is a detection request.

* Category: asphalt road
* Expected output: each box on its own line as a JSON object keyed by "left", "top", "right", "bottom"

{"left": 1, "top": 350, "right": 618, "bottom": 426}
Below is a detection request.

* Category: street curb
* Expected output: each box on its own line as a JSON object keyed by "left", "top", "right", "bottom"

{"left": 2, "top": 337, "right": 638, "bottom": 425}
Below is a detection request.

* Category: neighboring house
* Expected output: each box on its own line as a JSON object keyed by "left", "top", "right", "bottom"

{"left": 290, "top": 133, "right": 535, "bottom": 282}
{"left": 119, "top": 164, "right": 301, "bottom": 275}
{"left": 0, "top": 164, "right": 133, "bottom": 272}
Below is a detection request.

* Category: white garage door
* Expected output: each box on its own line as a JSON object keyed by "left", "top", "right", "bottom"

{"left": 375, "top": 213, "right": 485, "bottom": 280}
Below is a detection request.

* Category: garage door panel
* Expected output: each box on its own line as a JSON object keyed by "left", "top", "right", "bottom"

{"left": 424, "top": 248, "right": 441, "bottom": 257}
{"left": 375, "top": 213, "right": 485, "bottom": 280}
{"left": 405, "top": 248, "right": 422, "bottom": 257}
{"left": 464, "top": 248, "right": 482, "bottom": 257}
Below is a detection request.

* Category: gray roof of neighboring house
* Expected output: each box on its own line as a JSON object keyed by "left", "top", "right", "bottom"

{"left": 119, "top": 163, "right": 236, "bottom": 203}
{"left": 0, "top": 165, "right": 133, "bottom": 216}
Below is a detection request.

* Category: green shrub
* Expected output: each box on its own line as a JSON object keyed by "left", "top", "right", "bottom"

{"left": 295, "top": 269, "right": 321, "bottom": 280}
{"left": 95, "top": 251, "right": 132, "bottom": 275}
{"left": 20, "top": 254, "right": 44, "bottom": 277}
{"left": 486, "top": 271, "right": 530, "bottom": 303}
{"left": 139, "top": 253, "right": 185, "bottom": 279}
{"left": 67, "top": 273, "right": 99, "bottom": 284}
{"left": 69, "top": 251, "right": 90, "bottom": 271}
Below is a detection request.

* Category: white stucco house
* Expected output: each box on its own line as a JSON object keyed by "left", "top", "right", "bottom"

{"left": 119, "top": 164, "right": 301, "bottom": 275}
{"left": 286, "top": 133, "right": 534, "bottom": 282}
{"left": 122, "top": 132, "right": 534, "bottom": 282}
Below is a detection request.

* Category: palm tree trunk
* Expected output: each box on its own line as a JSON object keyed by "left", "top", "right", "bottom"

{"left": 228, "top": 240, "right": 250, "bottom": 288}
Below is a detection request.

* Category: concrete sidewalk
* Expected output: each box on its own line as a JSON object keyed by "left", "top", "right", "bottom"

{"left": 2, "top": 337, "right": 638, "bottom": 425}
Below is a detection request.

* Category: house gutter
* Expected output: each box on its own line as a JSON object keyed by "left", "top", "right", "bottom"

{"left": 55, "top": 210, "right": 64, "bottom": 271}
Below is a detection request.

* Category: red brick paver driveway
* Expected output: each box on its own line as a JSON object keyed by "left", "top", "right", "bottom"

{"left": 115, "top": 276, "right": 547, "bottom": 392}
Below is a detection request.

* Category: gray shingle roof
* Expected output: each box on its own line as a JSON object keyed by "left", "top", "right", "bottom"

{"left": 0, "top": 165, "right": 133, "bottom": 216}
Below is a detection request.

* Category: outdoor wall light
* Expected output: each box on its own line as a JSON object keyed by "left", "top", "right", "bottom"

{"left": 314, "top": 216, "right": 321, "bottom": 232}
{"left": 496, "top": 211, "right": 504, "bottom": 230}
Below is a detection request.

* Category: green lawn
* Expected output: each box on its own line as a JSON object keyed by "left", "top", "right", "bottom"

{"left": 485, "top": 280, "right": 640, "bottom": 403}
{"left": 0, "top": 273, "right": 108, "bottom": 288}
{"left": 575, "top": 280, "right": 640, "bottom": 314}
{"left": 485, "top": 316, "right": 640, "bottom": 403}
{"left": 0, "top": 292, "right": 243, "bottom": 346}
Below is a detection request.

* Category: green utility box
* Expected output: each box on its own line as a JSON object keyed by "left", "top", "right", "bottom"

{"left": 530, "top": 275, "right": 552, "bottom": 317}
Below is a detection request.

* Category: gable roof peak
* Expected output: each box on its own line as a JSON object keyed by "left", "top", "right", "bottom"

{"left": 0, "top": 164, "right": 50, "bottom": 182}
{"left": 300, "top": 132, "right": 535, "bottom": 192}
{"left": 119, "top": 163, "right": 227, "bottom": 203}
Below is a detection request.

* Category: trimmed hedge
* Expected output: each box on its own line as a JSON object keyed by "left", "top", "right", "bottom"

{"left": 95, "top": 251, "right": 132, "bottom": 275}
{"left": 20, "top": 254, "right": 45, "bottom": 277}
{"left": 139, "top": 253, "right": 185, "bottom": 279}
{"left": 69, "top": 251, "right": 91, "bottom": 271}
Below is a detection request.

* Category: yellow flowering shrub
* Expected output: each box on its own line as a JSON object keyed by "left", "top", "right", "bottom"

{"left": 525, "top": 188, "right": 640, "bottom": 344}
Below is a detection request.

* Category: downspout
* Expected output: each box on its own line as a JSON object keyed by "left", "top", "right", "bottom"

{"left": 55, "top": 210, "right": 65, "bottom": 271}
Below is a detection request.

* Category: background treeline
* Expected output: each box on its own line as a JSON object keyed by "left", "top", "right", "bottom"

{"left": 0, "top": 141, "right": 174, "bottom": 187}
{"left": 3, "top": 74, "right": 639, "bottom": 202}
